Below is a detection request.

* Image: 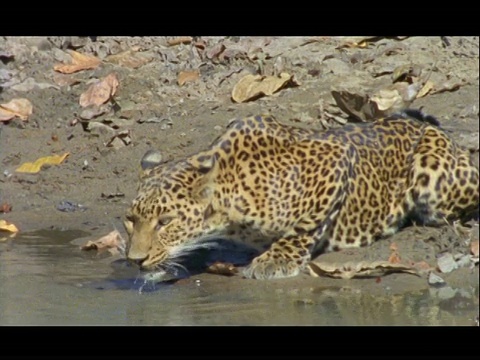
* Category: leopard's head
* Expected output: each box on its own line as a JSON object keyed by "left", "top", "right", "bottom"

{"left": 124, "top": 152, "right": 223, "bottom": 274}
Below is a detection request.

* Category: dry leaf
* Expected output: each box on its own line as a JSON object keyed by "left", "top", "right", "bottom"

{"left": 79, "top": 73, "right": 119, "bottom": 108}
{"left": 81, "top": 230, "right": 123, "bottom": 255}
{"left": 471, "top": 240, "right": 479, "bottom": 257}
{"left": 105, "top": 50, "right": 152, "bottom": 69}
{"left": 206, "top": 262, "right": 238, "bottom": 276}
{"left": 392, "top": 64, "right": 422, "bottom": 83}
{"left": 0, "top": 98, "right": 33, "bottom": 121}
{"left": 413, "top": 261, "right": 434, "bottom": 271}
{"left": 370, "top": 88, "right": 405, "bottom": 111}
{"left": 0, "top": 219, "right": 19, "bottom": 233}
{"left": 232, "top": 73, "right": 299, "bottom": 103}
{"left": 432, "top": 79, "right": 466, "bottom": 94}
{"left": 416, "top": 80, "right": 434, "bottom": 98}
{"left": 105, "top": 130, "right": 131, "bottom": 149}
{"left": 0, "top": 203, "right": 12, "bottom": 213}
{"left": 177, "top": 70, "right": 200, "bottom": 86}
{"left": 167, "top": 37, "right": 193, "bottom": 46}
{"left": 388, "top": 252, "right": 402, "bottom": 264}
{"left": 15, "top": 153, "right": 69, "bottom": 173}
{"left": 331, "top": 90, "right": 382, "bottom": 121}
{"left": 307, "top": 260, "right": 418, "bottom": 279}
{"left": 336, "top": 37, "right": 380, "bottom": 49}
{"left": 54, "top": 50, "right": 101, "bottom": 74}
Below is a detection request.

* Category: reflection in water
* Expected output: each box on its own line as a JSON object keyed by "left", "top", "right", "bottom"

{"left": 0, "top": 229, "right": 477, "bottom": 325}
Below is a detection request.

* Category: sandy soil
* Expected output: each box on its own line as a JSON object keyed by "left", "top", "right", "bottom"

{"left": 0, "top": 36, "right": 478, "bottom": 295}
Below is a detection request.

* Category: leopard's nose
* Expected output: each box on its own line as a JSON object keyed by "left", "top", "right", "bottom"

{"left": 127, "top": 251, "right": 148, "bottom": 267}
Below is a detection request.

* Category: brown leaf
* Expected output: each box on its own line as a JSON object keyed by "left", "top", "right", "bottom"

{"left": 15, "top": 153, "right": 69, "bottom": 173}
{"left": 0, "top": 98, "right": 33, "bottom": 121}
{"left": 231, "top": 73, "right": 299, "bottom": 103}
{"left": 81, "top": 230, "right": 123, "bottom": 253}
{"left": 0, "top": 203, "right": 12, "bottom": 213}
{"left": 413, "top": 261, "right": 434, "bottom": 271}
{"left": 307, "top": 260, "right": 418, "bottom": 279}
{"left": 54, "top": 50, "right": 101, "bottom": 74}
{"left": 206, "top": 262, "right": 238, "bottom": 276}
{"left": 388, "top": 252, "right": 402, "bottom": 264}
{"left": 471, "top": 240, "right": 479, "bottom": 257}
{"left": 79, "top": 73, "right": 119, "bottom": 108}
{"left": 205, "top": 43, "right": 226, "bottom": 61}
{"left": 177, "top": 70, "right": 199, "bottom": 86}
{"left": 105, "top": 50, "right": 152, "bottom": 69}
{"left": 331, "top": 90, "right": 383, "bottom": 121}
{"left": 167, "top": 37, "right": 193, "bottom": 46}
{"left": 431, "top": 78, "right": 466, "bottom": 94}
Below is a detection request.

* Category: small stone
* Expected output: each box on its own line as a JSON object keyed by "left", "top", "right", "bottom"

{"left": 140, "top": 150, "right": 163, "bottom": 170}
{"left": 437, "top": 253, "right": 457, "bottom": 273}
{"left": 214, "top": 125, "right": 223, "bottom": 131}
{"left": 428, "top": 272, "right": 446, "bottom": 287}
{"left": 436, "top": 286, "right": 456, "bottom": 300}
{"left": 195, "top": 279, "right": 201, "bottom": 286}
{"left": 455, "top": 254, "right": 472, "bottom": 268}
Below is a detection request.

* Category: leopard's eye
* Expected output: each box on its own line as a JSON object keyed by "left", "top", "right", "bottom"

{"left": 155, "top": 217, "right": 172, "bottom": 230}
{"left": 124, "top": 214, "right": 135, "bottom": 234}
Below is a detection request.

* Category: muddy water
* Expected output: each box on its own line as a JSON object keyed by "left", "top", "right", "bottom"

{"left": 0, "top": 230, "right": 477, "bottom": 325}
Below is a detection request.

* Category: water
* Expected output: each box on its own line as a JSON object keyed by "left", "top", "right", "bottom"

{"left": 0, "top": 229, "right": 477, "bottom": 325}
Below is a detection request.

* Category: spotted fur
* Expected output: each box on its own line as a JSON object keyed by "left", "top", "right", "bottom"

{"left": 124, "top": 113, "right": 479, "bottom": 279}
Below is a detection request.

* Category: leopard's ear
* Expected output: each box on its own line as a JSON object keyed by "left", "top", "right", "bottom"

{"left": 189, "top": 152, "right": 219, "bottom": 203}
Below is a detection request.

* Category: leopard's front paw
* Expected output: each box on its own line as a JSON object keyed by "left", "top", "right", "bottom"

{"left": 241, "top": 252, "right": 309, "bottom": 280}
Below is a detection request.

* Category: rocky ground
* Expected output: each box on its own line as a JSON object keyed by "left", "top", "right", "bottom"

{"left": 0, "top": 36, "right": 478, "bottom": 299}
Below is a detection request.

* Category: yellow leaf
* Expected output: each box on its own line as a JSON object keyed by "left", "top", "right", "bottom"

{"left": 0, "top": 98, "right": 33, "bottom": 121}
{"left": 79, "top": 73, "right": 119, "bottom": 107}
{"left": 54, "top": 50, "right": 101, "bottom": 74}
{"left": 231, "top": 72, "right": 298, "bottom": 103}
{"left": 177, "top": 70, "right": 200, "bottom": 86}
{"left": 105, "top": 50, "right": 152, "bottom": 69}
{"left": 416, "top": 80, "right": 435, "bottom": 99}
{"left": 0, "top": 219, "right": 19, "bottom": 233}
{"left": 15, "top": 153, "right": 69, "bottom": 174}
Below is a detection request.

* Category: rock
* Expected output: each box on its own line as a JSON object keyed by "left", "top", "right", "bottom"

{"left": 140, "top": 150, "right": 163, "bottom": 170}
{"left": 455, "top": 254, "right": 472, "bottom": 268}
{"left": 436, "top": 286, "right": 457, "bottom": 300}
{"left": 428, "top": 272, "right": 446, "bottom": 287}
{"left": 437, "top": 253, "right": 457, "bottom": 273}
{"left": 87, "top": 122, "right": 115, "bottom": 136}
{"left": 322, "top": 58, "right": 352, "bottom": 75}
{"left": 57, "top": 200, "right": 87, "bottom": 212}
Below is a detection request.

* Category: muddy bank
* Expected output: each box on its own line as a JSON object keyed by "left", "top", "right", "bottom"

{"left": 0, "top": 36, "right": 478, "bottom": 302}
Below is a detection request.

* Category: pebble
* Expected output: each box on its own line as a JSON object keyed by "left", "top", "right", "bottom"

{"left": 437, "top": 253, "right": 457, "bottom": 273}
{"left": 428, "top": 272, "right": 446, "bottom": 287}
{"left": 140, "top": 150, "right": 163, "bottom": 170}
{"left": 455, "top": 254, "right": 472, "bottom": 269}
{"left": 56, "top": 200, "right": 87, "bottom": 212}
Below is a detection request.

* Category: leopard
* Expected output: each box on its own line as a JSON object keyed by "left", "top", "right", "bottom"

{"left": 124, "top": 110, "right": 479, "bottom": 280}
